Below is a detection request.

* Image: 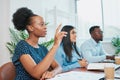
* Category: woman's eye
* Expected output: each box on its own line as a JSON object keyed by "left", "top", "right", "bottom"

{"left": 72, "top": 31, "right": 76, "bottom": 34}
{"left": 39, "top": 23, "right": 44, "bottom": 26}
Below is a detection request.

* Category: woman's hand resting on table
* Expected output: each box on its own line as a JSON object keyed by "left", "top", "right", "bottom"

{"left": 78, "top": 59, "right": 88, "bottom": 67}
{"left": 40, "top": 71, "right": 55, "bottom": 80}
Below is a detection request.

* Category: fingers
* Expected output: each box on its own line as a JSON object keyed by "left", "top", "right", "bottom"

{"left": 55, "top": 24, "right": 62, "bottom": 34}
{"left": 41, "top": 71, "right": 54, "bottom": 80}
{"left": 59, "top": 31, "right": 67, "bottom": 38}
{"left": 55, "top": 23, "right": 68, "bottom": 38}
{"left": 83, "top": 59, "right": 88, "bottom": 66}
{"left": 79, "top": 59, "right": 88, "bottom": 67}
{"left": 82, "top": 59, "right": 87, "bottom": 62}
{"left": 82, "top": 59, "right": 88, "bottom": 66}
{"left": 53, "top": 23, "right": 67, "bottom": 47}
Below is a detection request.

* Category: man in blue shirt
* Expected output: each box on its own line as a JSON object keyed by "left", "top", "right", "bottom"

{"left": 80, "top": 26, "right": 114, "bottom": 63}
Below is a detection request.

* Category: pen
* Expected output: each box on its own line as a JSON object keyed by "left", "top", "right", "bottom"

{"left": 99, "top": 77, "right": 105, "bottom": 80}
{"left": 78, "top": 53, "right": 84, "bottom": 61}
{"left": 78, "top": 59, "right": 82, "bottom": 61}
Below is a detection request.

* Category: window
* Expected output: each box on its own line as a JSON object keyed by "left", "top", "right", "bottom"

{"left": 76, "top": 0, "right": 120, "bottom": 42}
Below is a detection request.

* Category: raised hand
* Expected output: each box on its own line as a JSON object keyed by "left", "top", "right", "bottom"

{"left": 53, "top": 24, "right": 67, "bottom": 47}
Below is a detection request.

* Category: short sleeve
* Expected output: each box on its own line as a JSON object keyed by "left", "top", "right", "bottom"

{"left": 39, "top": 45, "right": 48, "bottom": 57}
{"left": 12, "top": 40, "right": 30, "bottom": 65}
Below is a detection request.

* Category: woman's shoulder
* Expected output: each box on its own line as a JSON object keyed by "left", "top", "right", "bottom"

{"left": 56, "top": 43, "right": 65, "bottom": 55}
{"left": 15, "top": 40, "right": 30, "bottom": 51}
{"left": 16, "top": 40, "right": 27, "bottom": 46}
{"left": 56, "top": 43, "right": 63, "bottom": 51}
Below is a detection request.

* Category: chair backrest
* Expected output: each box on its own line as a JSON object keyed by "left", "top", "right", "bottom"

{"left": 0, "top": 62, "right": 16, "bottom": 80}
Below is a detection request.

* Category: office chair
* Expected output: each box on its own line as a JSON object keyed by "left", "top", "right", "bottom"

{"left": 0, "top": 62, "right": 16, "bottom": 80}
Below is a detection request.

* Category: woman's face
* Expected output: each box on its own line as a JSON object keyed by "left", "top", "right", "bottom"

{"left": 29, "top": 16, "right": 47, "bottom": 37}
{"left": 70, "top": 29, "right": 77, "bottom": 43}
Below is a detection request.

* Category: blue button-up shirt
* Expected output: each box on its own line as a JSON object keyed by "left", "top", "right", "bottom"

{"left": 55, "top": 43, "right": 82, "bottom": 72}
{"left": 80, "top": 38, "right": 106, "bottom": 63}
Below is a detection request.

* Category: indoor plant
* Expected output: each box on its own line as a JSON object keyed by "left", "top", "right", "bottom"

{"left": 6, "top": 28, "right": 54, "bottom": 55}
{"left": 111, "top": 36, "right": 120, "bottom": 56}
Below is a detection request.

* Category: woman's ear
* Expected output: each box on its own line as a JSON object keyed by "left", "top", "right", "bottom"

{"left": 27, "top": 25, "right": 34, "bottom": 32}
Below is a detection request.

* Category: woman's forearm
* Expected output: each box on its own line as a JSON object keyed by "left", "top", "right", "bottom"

{"left": 33, "top": 45, "right": 59, "bottom": 78}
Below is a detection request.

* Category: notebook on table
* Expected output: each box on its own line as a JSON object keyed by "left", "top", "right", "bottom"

{"left": 99, "top": 59, "right": 115, "bottom": 63}
{"left": 87, "top": 63, "right": 120, "bottom": 71}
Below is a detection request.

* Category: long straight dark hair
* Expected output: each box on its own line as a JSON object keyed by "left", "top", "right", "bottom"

{"left": 61, "top": 25, "right": 80, "bottom": 62}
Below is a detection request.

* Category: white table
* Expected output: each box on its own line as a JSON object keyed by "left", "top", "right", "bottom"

{"left": 48, "top": 67, "right": 120, "bottom": 80}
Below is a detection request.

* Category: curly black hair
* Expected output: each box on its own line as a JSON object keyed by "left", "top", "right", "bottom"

{"left": 12, "top": 7, "right": 36, "bottom": 31}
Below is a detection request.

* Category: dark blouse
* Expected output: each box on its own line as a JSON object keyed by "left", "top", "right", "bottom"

{"left": 12, "top": 40, "right": 48, "bottom": 80}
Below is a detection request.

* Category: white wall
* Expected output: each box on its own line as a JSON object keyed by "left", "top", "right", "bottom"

{"left": 102, "top": 42, "right": 116, "bottom": 55}
{"left": 10, "top": 0, "right": 75, "bottom": 41}
{"left": 0, "top": 0, "right": 11, "bottom": 66}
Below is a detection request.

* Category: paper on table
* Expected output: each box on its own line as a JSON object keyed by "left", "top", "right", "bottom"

{"left": 87, "top": 63, "right": 120, "bottom": 71}
{"left": 99, "top": 59, "right": 115, "bottom": 63}
{"left": 47, "top": 71, "right": 104, "bottom": 80}
{"left": 87, "top": 63, "right": 105, "bottom": 71}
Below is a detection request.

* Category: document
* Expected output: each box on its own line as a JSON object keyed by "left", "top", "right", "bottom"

{"left": 87, "top": 63, "right": 120, "bottom": 71}
{"left": 99, "top": 59, "right": 115, "bottom": 63}
{"left": 87, "top": 63, "right": 110, "bottom": 71}
{"left": 47, "top": 71, "right": 104, "bottom": 80}
{"left": 47, "top": 65, "right": 120, "bottom": 80}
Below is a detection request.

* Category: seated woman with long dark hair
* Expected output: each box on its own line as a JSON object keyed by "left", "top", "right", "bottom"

{"left": 55, "top": 25, "right": 88, "bottom": 72}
